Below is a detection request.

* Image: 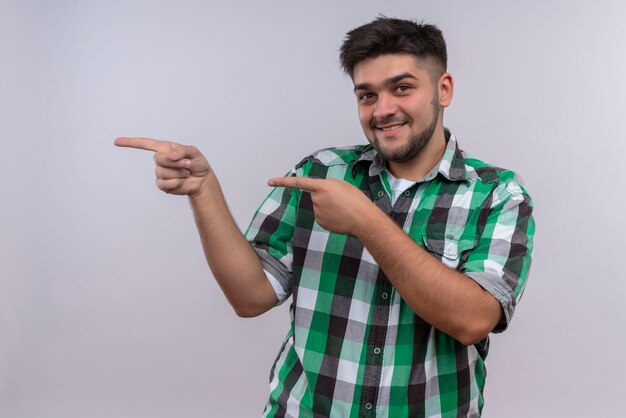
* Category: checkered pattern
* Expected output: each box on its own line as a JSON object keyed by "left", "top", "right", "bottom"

{"left": 245, "top": 131, "right": 535, "bottom": 417}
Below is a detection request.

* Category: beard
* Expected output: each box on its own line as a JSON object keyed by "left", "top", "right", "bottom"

{"left": 368, "top": 98, "right": 440, "bottom": 163}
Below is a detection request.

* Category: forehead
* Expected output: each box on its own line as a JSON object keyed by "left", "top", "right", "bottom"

{"left": 353, "top": 53, "right": 435, "bottom": 86}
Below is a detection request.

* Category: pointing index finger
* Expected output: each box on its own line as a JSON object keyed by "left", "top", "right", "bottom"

{"left": 114, "top": 137, "right": 176, "bottom": 153}
{"left": 268, "top": 176, "right": 322, "bottom": 191}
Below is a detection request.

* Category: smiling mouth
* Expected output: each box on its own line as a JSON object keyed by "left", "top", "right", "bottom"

{"left": 371, "top": 116, "right": 410, "bottom": 132}
{"left": 377, "top": 123, "right": 406, "bottom": 131}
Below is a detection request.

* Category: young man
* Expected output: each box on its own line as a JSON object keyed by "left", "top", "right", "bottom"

{"left": 116, "top": 17, "right": 534, "bottom": 418}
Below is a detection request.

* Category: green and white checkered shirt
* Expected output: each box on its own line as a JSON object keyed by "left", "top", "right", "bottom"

{"left": 245, "top": 131, "right": 535, "bottom": 417}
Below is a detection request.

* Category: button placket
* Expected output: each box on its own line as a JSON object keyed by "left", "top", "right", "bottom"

{"left": 359, "top": 270, "right": 392, "bottom": 416}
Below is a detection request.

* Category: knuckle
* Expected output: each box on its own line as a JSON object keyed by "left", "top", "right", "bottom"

{"left": 189, "top": 145, "right": 201, "bottom": 157}
{"left": 155, "top": 153, "right": 168, "bottom": 165}
{"left": 157, "top": 178, "right": 176, "bottom": 192}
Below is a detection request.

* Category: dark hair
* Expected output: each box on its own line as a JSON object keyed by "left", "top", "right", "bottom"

{"left": 339, "top": 16, "right": 447, "bottom": 79}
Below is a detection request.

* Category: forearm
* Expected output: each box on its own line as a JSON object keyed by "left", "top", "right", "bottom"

{"left": 114, "top": 137, "right": 277, "bottom": 316}
{"left": 354, "top": 206, "right": 501, "bottom": 345}
{"left": 188, "top": 173, "right": 277, "bottom": 317}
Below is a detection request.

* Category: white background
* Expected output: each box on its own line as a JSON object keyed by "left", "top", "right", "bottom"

{"left": 2, "top": 1, "right": 625, "bottom": 417}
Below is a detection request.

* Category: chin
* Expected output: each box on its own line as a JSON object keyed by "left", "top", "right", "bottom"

{"left": 377, "top": 138, "right": 429, "bottom": 162}
{"left": 376, "top": 147, "right": 412, "bottom": 162}
{"left": 372, "top": 139, "right": 410, "bottom": 158}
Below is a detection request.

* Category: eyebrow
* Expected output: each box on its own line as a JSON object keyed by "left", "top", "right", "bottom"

{"left": 353, "top": 72, "right": 418, "bottom": 92}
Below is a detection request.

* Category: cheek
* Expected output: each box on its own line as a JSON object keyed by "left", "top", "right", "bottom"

{"left": 406, "top": 102, "right": 430, "bottom": 121}
{"left": 357, "top": 107, "right": 371, "bottom": 128}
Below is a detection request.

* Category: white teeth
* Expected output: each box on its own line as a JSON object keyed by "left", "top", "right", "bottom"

{"left": 381, "top": 124, "right": 403, "bottom": 131}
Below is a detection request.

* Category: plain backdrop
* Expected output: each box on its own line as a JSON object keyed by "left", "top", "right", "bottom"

{"left": 2, "top": 1, "right": 625, "bottom": 417}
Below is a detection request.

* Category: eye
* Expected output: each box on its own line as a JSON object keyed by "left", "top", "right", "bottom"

{"left": 358, "top": 92, "right": 375, "bottom": 102}
{"left": 394, "top": 84, "right": 412, "bottom": 94}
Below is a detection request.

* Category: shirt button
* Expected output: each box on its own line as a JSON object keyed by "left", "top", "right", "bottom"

{"left": 365, "top": 403, "right": 373, "bottom": 410}
{"left": 404, "top": 190, "right": 410, "bottom": 196}
{"left": 381, "top": 292, "right": 388, "bottom": 300}
{"left": 374, "top": 347, "right": 381, "bottom": 355}
{"left": 377, "top": 191, "right": 384, "bottom": 197}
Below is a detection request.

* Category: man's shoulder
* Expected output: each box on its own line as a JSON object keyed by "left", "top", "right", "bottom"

{"left": 295, "top": 144, "right": 372, "bottom": 169}
{"left": 460, "top": 150, "right": 531, "bottom": 204}
{"left": 461, "top": 150, "right": 520, "bottom": 185}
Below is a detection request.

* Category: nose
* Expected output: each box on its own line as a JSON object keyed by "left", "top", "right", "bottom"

{"left": 373, "top": 93, "right": 397, "bottom": 119}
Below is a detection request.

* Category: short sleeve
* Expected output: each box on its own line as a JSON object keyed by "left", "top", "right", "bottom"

{"left": 463, "top": 178, "right": 535, "bottom": 333}
{"left": 244, "top": 168, "right": 301, "bottom": 305}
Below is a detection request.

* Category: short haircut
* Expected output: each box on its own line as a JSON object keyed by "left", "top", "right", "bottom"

{"left": 339, "top": 16, "right": 447, "bottom": 79}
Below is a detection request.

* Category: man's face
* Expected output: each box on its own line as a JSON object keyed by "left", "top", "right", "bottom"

{"left": 353, "top": 53, "right": 443, "bottom": 163}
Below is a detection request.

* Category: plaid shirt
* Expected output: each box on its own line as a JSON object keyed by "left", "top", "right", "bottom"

{"left": 245, "top": 131, "right": 534, "bottom": 418}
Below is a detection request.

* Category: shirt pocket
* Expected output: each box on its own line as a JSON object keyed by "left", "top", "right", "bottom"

{"left": 421, "top": 233, "right": 477, "bottom": 269}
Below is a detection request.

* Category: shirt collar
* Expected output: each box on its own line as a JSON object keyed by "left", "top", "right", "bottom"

{"left": 353, "top": 129, "right": 469, "bottom": 183}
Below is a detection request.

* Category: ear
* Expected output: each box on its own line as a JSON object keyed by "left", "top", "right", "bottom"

{"left": 438, "top": 72, "right": 454, "bottom": 108}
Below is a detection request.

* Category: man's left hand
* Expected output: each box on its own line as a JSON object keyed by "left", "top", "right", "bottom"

{"left": 268, "top": 176, "right": 377, "bottom": 235}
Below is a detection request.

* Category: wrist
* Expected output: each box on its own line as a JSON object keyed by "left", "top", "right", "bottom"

{"left": 188, "top": 172, "right": 218, "bottom": 203}
{"left": 351, "top": 202, "right": 385, "bottom": 239}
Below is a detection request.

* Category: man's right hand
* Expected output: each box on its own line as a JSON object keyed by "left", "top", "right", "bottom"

{"left": 114, "top": 137, "right": 211, "bottom": 198}
{"left": 115, "top": 137, "right": 211, "bottom": 197}
{"left": 115, "top": 136, "right": 279, "bottom": 317}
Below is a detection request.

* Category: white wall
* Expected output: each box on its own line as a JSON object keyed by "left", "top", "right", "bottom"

{"left": 2, "top": 1, "right": 625, "bottom": 416}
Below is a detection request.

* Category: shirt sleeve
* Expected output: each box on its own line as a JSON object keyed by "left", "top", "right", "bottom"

{"left": 463, "top": 177, "right": 535, "bottom": 333}
{"left": 264, "top": 269, "right": 289, "bottom": 304}
{"left": 244, "top": 168, "right": 301, "bottom": 305}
